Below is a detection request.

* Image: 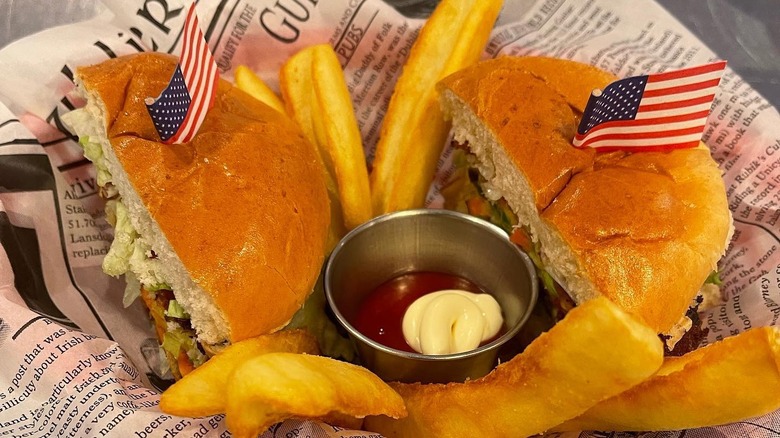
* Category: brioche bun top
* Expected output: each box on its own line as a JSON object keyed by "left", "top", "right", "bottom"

{"left": 438, "top": 56, "right": 731, "bottom": 333}
{"left": 77, "top": 53, "right": 330, "bottom": 342}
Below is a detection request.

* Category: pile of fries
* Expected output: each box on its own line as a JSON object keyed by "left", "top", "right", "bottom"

{"left": 161, "top": 329, "right": 406, "bottom": 438}
{"left": 158, "top": 0, "right": 780, "bottom": 436}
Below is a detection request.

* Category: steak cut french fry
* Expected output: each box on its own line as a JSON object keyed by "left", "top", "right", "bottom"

{"left": 234, "top": 65, "right": 286, "bottom": 113}
{"left": 279, "top": 47, "right": 339, "bottom": 203}
{"left": 363, "top": 297, "right": 664, "bottom": 438}
{"left": 280, "top": 45, "right": 370, "bottom": 234}
{"left": 280, "top": 48, "right": 347, "bottom": 246}
{"left": 555, "top": 326, "right": 780, "bottom": 432}
{"left": 225, "top": 353, "right": 407, "bottom": 438}
{"left": 369, "top": 0, "right": 504, "bottom": 215}
{"left": 310, "top": 44, "right": 373, "bottom": 230}
{"left": 279, "top": 50, "right": 318, "bottom": 147}
{"left": 159, "top": 329, "right": 319, "bottom": 417}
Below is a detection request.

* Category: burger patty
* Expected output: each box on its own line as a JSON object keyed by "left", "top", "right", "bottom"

{"left": 662, "top": 299, "right": 709, "bottom": 356}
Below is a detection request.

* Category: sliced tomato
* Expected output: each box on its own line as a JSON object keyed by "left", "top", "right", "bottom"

{"left": 510, "top": 227, "right": 534, "bottom": 254}
{"left": 177, "top": 351, "right": 195, "bottom": 377}
{"left": 465, "top": 196, "right": 491, "bottom": 219}
{"left": 140, "top": 287, "right": 167, "bottom": 342}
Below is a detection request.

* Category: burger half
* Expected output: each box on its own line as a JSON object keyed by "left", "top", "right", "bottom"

{"left": 63, "top": 53, "right": 331, "bottom": 379}
{"left": 437, "top": 57, "right": 733, "bottom": 355}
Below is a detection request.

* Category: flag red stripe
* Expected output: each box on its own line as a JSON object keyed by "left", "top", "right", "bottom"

{"left": 642, "top": 78, "right": 722, "bottom": 98}
{"left": 634, "top": 102, "right": 713, "bottom": 120}
{"left": 179, "top": 38, "right": 206, "bottom": 138}
{"left": 573, "top": 116, "right": 704, "bottom": 146}
{"left": 576, "top": 125, "right": 704, "bottom": 143}
{"left": 181, "top": 62, "right": 218, "bottom": 141}
{"left": 188, "top": 42, "right": 217, "bottom": 138}
{"left": 574, "top": 130, "right": 703, "bottom": 149}
{"left": 646, "top": 61, "right": 727, "bottom": 83}
{"left": 192, "top": 34, "right": 206, "bottom": 87}
{"left": 638, "top": 94, "right": 715, "bottom": 112}
{"left": 169, "top": 4, "right": 219, "bottom": 143}
{"left": 180, "top": 6, "right": 197, "bottom": 83}
{"left": 180, "top": 4, "right": 199, "bottom": 84}
{"left": 576, "top": 109, "right": 710, "bottom": 139}
{"left": 182, "top": 16, "right": 200, "bottom": 87}
{"left": 576, "top": 141, "right": 701, "bottom": 152}
{"left": 180, "top": 57, "right": 215, "bottom": 142}
{"left": 191, "top": 67, "right": 219, "bottom": 142}
{"left": 170, "top": 6, "right": 200, "bottom": 143}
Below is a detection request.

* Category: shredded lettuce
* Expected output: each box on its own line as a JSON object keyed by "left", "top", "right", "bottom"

{"left": 144, "top": 283, "right": 172, "bottom": 292}
{"left": 101, "top": 199, "right": 168, "bottom": 302}
{"left": 286, "top": 279, "right": 356, "bottom": 362}
{"left": 538, "top": 269, "right": 558, "bottom": 299}
{"left": 186, "top": 345, "right": 208, "bottom": 367}
{"left": 161, "top": 329, "right": 189, "bottom": 357}
{"left": 165, "top": 300, "right": 189, "bottom": 319}
{"left": 96, "top": 196, "right": 169, "bottom": 309}
{"left": 128, "top": 235, "right": 168, "bottom": 289}
{"left": 705, "top": 270, "right": 722, "bottom": 286}
{"left": 491, "top": 203, "right": 515, "bottom": 233}
{"left": 162, "top": 327, "right": 207, "bottom": 367}
{"left": 123, "top": 272, "right": 141, "bottom": 308}
{"left": 65, "top": 108, "right": 113, "bottom": 187}
{"left": 103, "top": 200, "right": 138, "bottom": 276}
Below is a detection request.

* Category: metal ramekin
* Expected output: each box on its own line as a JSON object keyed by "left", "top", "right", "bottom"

{"left": 324, "top": 209, "right": 538, "bottom": 383}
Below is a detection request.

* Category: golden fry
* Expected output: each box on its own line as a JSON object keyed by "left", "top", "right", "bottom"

{"left": 370, "top": 0, "right": 504, "bottom": 214}
{"left": 309, "top": 77, "right": 330, "bottom": 165}
{"left": 225, "top": 353, "right": 407, "bottom": 438}
{"left": 364, "top": 297, "right": 664, "bottom": 437}
{"left": 280, "top": 48, "right": 347, "bottom": 246}
{"left": 159, "top": 329, "right": 319, "bottom": 417}
{"left": 555, "top": 326, "right": 780, "bottom": 432}
{"left": 279, "top": 51, "right": 318, "bottom": 146}
{"left": 234, "top": 65, "right": 286, "bottom": 113}
{"left": 310, "top": 44, "right": 372, "bottom": 230}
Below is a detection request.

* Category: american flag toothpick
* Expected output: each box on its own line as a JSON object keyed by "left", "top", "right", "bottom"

{"left": 572, "top": 61, "right": 727, "bottom": 152}
{"left": 145, "top": 2, "right": 219, "bottom": 144}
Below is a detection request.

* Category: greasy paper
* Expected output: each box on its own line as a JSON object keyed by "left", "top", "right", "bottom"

{"left": 0, "top": 0, "right": 778, "bottom": 437}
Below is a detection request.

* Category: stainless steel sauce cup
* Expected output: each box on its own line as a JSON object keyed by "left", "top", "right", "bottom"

{"left": 324, "top": 209, "right": 538, "bottom": 383}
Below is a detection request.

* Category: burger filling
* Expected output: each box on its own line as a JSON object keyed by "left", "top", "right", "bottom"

{"left": 64, "top": 108, "right": 213, "bottom": 379}
{"left": 139, "top": 286, "right": 209, "bottom": 379}
{"left": 109, "top": 206, "right": 215, "bottom": 379}
{"left": 447, "top": 144, "right": 716, "bottom": 356}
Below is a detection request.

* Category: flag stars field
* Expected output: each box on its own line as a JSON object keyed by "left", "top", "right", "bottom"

{"left": 144, "top": 3, "right": 218, "bottom": 143}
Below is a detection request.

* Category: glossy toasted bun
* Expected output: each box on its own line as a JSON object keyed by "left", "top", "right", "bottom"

{"left": 76, "top": 53, "right": 330, "bottom": 343}
{"left": 438, "top": 56, "right": 732, "bottom": 333}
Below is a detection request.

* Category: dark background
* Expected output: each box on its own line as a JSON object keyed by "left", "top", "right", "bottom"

{"left": 658, "top": 0, "right": 780, "bottom": 108}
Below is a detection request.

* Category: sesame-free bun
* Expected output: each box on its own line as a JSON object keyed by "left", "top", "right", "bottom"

{"left": 75, "top": 53, "right": 330, "bottom": 344}
{"left": 438, "top": 56, "right": 732, "bottom": 333}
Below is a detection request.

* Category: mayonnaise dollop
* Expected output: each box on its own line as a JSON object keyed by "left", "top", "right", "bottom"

{"left": 402, "top": 290, "right": 503, "bottom": 355}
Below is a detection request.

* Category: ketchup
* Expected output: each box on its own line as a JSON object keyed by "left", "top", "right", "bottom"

{"left": 352, "top": 271, "right": 491, "bottom": 353}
